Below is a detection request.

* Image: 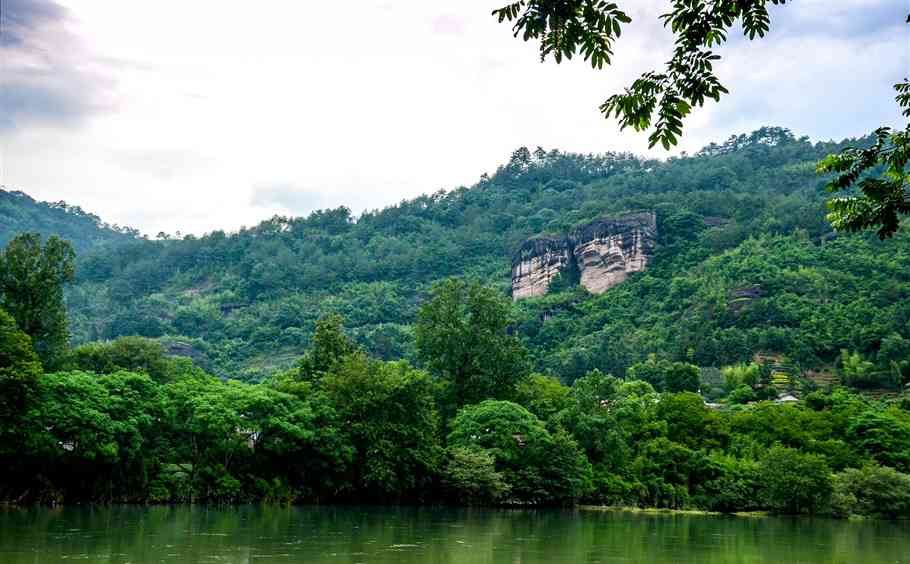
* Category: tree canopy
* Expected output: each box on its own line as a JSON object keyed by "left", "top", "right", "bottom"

{"left": 416, "top": 278, "right": 528, "bottom": 407}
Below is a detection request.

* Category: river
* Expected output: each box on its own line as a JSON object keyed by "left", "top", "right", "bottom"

{"left": 1, "top": 505, "right": 907, "bottom": 563}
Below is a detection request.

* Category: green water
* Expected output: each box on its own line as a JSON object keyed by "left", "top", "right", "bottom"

{"left": 0, "top": 505, "right": 907, "bottom": 563}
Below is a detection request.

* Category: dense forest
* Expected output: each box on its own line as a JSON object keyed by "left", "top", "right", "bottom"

{"left": 1, "top": 127, "right": 909, "bottom": 517}
{"left": 47, "top": 127, "right": 909, "bottom": 386}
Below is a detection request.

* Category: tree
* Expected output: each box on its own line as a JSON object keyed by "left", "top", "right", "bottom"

{"left": 831, "top": 465, "right": 910, "bottom": 519}
{"left": 759, "top": 445, "right": 832, "bottom": 515}
{"left": 627, "top": 355, "right": 699, "bottom": 393}
{"left": 321, "top": 354, "right": 442, "bottom": 499}
{"left": 0, "top": 308, "right": 43, "bottom": 457}
{"left": 23, "top": 370, "right": 165, "bottom": 502}
{"left": 627, "top": 354, "right": 671, "bottom": 391}
{"left": 0, "top": 234, "right": 75, "bottom": 369}
{"left": 552, "top": 369, "right": 636, "bottom": 498}
{"left": 722, "top": 363, "right": 760, "bottom": 391}
{"left": 494, "top": 3, "right": 908, "bottom": 236}
{"left": 443, "top": 446, "right": 511, "bottom": 503}
{"left": 656, "top": 392, "right": 728, "bottom": 451}
{"left": 297, "top": 314, "right": 356, "bottom": 381}
{"left": 632, "top": 437, "right": 696, "bottom": 509}
{"left": 839, "top": 349, "right": 877, "bottom": 389}
{"left": 695, "top": 454, "right": 761, "bottom": 513}
{"left": 846, "top": 411, "right": 910, "bottom": 472}
{"left": 665, "top": 362, "right": 700, "bottom": 393}
{"left": 514, "top": 373, "right": 572, "bottom": 421}
{"left": 448, "top": 400, "right": 592, "bottom": 503}
{"left": 727, "top": 384, "right": 756, "bottom": 405}
{"left": 416, "top": 278, "right": 528, "bottom": 406}
{"left": 67, "top": 336, "right": 178, "bottom": 383}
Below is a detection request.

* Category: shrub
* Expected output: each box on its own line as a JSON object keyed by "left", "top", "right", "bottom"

{"left": 831, "top": 465, "right": 910, "bottom": 519}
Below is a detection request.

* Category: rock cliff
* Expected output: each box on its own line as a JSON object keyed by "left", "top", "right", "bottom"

{"left": 512, "top": 237, "right": 572, "bottom": 301}
{"left": 511, "top": 212, "right": 656, "bottom": 300}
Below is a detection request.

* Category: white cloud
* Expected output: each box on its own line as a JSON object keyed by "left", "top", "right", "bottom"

{"left": 0, "top": 0, "right": 905, "bottom": 235}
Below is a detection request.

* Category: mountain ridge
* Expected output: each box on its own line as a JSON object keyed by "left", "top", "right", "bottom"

{"left": 6, "top": 127, "right": 906, "bottom": 387}
{"left": 1, "top": 188, "right": 138, "bottom": 253}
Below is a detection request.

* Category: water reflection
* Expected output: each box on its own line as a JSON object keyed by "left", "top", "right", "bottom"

{"left": 0, "top": 505, "right": 907, "bottom": 563}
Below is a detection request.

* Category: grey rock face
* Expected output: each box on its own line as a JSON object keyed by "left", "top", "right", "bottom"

{"left": 511, "top": 212, "right": 656, "bottom": 300}
{"left": 511, "top": 237, "right": 572, "bottom": 301}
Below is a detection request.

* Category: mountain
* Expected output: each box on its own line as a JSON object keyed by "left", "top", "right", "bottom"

{"left": 0, "top": 188, "right": 138, "bottom": 253}
{"left": 9, "top": 127, "right": 907, "bottom": 384}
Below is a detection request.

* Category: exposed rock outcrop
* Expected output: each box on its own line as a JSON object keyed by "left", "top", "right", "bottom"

{"left": 511, "top": 212, "right": 656, "bottom": 300}
{"left": 511, "top": 237, "right": 572, "bottom": 301}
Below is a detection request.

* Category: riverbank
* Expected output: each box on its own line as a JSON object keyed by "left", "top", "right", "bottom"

{"left": 579, "top": 505, "right": 770, "bottom": 518}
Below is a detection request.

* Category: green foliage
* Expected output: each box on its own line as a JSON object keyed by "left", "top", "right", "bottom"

{"left": 0, "top": 233, "right": 75, "bottom": 369}
{"left": 759, "top": 445, "right": 832, "bottom": 515}
{"left": 67, "top": 336, "right": 185, "bottom": 383}
{"left": 665, "top": 362, "right": 701, "bottom": 393}
{"left": 839, "top": 349, "right": 878, "bottom": 389}
{"left": 656, "top": 392, "right": 727, "bottom": 450}
{"left": 21, "top": 370, "right": 164, "bottom": 501}
{"left": 492, "top": 1, "right": 631, "bottom": 69}
{"left": 694, "top": 454, "right": 761, "bottom": 513}
{"left": 819, "top": 81, "right": 910, "bottom": 239}
{"left": 448, "top": 400, "right": 592, "bottom": 504}
{"left": 553, "top": 371, "right": 657, "bottom": 504}
{"left": 831, "top": 465, "right": 910, "bottom": 519}
{"left": 631, "top": 437, "right": 695, "bottom": 509}
{"left": 722, "top": 363, "right": 760, "bottom": 391}
{"left": 879, "top": 333, "right": 910, "bottom": 387}
{"left": 727, "top": 384, "right": 756, "bottom": 405}
{"left": 627, "top": 355, "right": 669, "bottom": 390}
{"left": 443, "top": 446, "right": 510, "bottom": 503}
{"left": 31, "top": 129, "right": 905, "bottom": 381}
{"left": 628, "top": 355, "right": 699, "bottom": 393}
{"left": 297, "top": 314, "right": 356, "bottom": 381}
{"left": 0, "top": 308, "right": 43, "bottom": 458}
{"left": 846, "top": 410, "right": 910, "bottom": 472}
{"left": 321, "top": 354, "right": 441, "bottom": 499}
{"left": 416, "top": 278, "right": 528, "bottom": 406}
{"left": 3, "top": 127, "right": 910, "bottom": 512}
{"left": 514, "top": 373, "right": 572, "bottom": 421}
{"left": 0, "top": 189, "right": 136, "bottom": 253}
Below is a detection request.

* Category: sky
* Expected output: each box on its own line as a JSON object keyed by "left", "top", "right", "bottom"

{"left": 1, "top": 0, "right": 907, "bottom": 236}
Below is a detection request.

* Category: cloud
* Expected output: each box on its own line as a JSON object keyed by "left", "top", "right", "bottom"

{"left": 771, "top": 1, "right": 905, "bottom": 40}
{"left": 0, "top": 0, "right": 117, "bottom": 131}
{"left": 0, "top": 0, "right": 65, "bottom": 47}
{"left": 432, "top": 15, "right": 467, "bottom": 36}
{"left": 685, "top": 1, "right": 909, "bottom": 147}
{"left": 250, "top": 184, "right": 329, "bottom": 215}
{"left": 0, "top": 1, "right": 905, "bottom": 236}
{"left": 110, "top": 149, "right": 213, "bottom": 181}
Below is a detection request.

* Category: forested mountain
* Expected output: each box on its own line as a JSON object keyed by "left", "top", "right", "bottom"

{"left": 1, "top": 188, "right": 138, "bottom": 253}
{"left": 57, "top": 127, "right": 908, "bottom": 384}
{"left": 4, "top": 126, "right": 910, "bottom": 511}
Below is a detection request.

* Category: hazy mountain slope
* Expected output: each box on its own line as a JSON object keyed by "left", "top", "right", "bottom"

{"left": 0, "top": 189, "right": 138, "bottom": 253}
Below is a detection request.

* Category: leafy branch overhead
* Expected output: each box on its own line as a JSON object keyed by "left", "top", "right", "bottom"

{"left": 492, "top": 0, "right": 786, "bottom": 149}
{"left": 818, "top": 81, "right": 910, "bottom": 239}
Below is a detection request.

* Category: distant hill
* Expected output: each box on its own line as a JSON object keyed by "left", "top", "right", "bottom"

{"left": 0, "top": 188, "right": 138, "bottom": 253}
{"left": 22, "top": 127, "right": 907, "bottom": 385}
